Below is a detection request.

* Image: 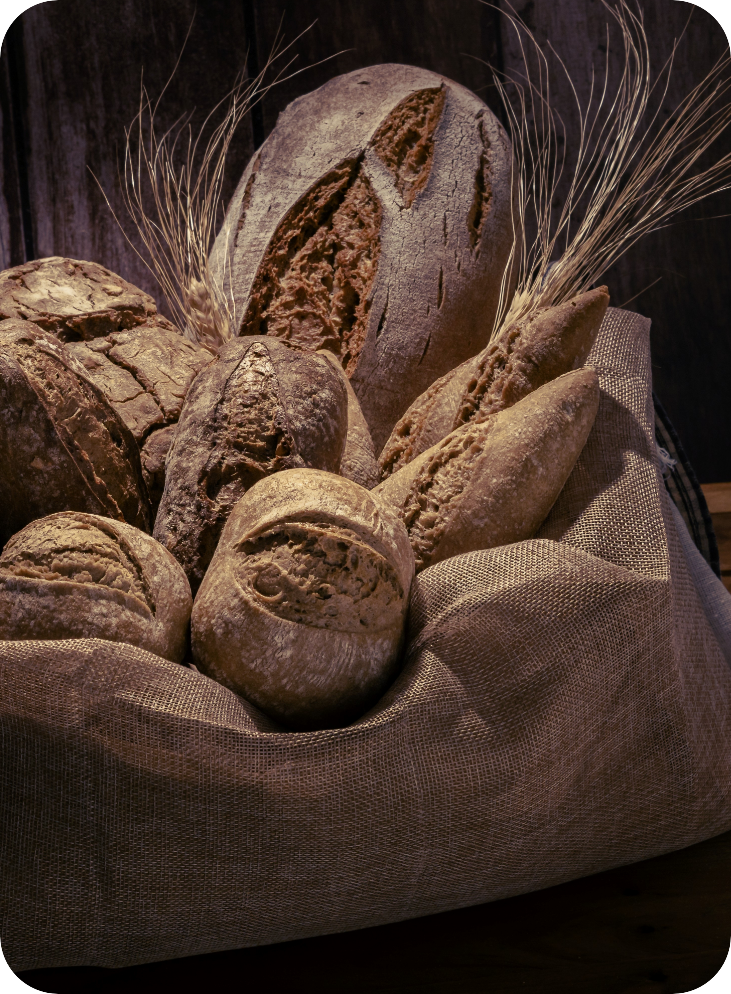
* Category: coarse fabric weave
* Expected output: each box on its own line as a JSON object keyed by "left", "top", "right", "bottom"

{"left": 2, "top": 308, "right": 731, "bottom": 971}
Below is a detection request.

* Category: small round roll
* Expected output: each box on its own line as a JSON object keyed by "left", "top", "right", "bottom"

{"left": 191, "top": 469, "right": 415, "bottom": 731}
{"left": 0, "top": 512, "right": 192, "bottom": 662}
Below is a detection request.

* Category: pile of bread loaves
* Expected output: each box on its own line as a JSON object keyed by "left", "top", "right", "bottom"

{"left": 0, "top": 66, "right": 609, "bottom": 731}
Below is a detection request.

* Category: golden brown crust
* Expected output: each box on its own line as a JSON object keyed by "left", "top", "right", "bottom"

{"left": 191, "top": 469, "right": 414, "bottom": 731}
{"left": 0, "top": 512, "right": 192, "bottom": 661}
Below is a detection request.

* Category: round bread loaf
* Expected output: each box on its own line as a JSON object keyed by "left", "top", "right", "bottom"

{"left": 153, "top": 337, "right": 348, "bottom": 592}
{"left": 0, "top": 512, "right": 192, "bottom": 662}
{"left": 0, "top": 319, "right": 151, "bottom": 544}
{"left": 374, "top": 368, "right": 600, "bottom": 571}
{"left": 191, "top": 469, "right": 415, "bottom": 731}
{"left": 379, "top": 287, "right": 609, "bottom": 479}
{"left": 210, "top": 64, "right": 516, "bottom": 452}
{"left": 0, "top": 256, "right": 161, "bottom": 341}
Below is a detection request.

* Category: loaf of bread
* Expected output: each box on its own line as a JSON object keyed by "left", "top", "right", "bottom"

{"left": 316, "top": 349, "right": 380, "bottom": 489}
{"left": 210, "top": 64, "right": 517, "bottom": 452}
{"left": 0, "top": 320, "right": 151, "bottom": 544}
{"left": 66, "top": 326, "right": 214, "bottom": 510}
{"left": 153, "top": 337, "right": 348, "bottom": 591}
{"left": 374, "top": 368, "right": 600, "bottom": 571}
{"left": 379, "top": 287, "right": 609, "bottom": 479}
{"left": 191, "top": 469, "right": 414, "bottom": 731}
{"left": 0, "top": 512, "right": 191, "bottom": 662}
{"left": 0, "top": 256, "right": 162, "bottom": 341}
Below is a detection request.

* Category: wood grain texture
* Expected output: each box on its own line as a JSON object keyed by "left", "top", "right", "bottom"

{"left": 2, "top": 0, "right": 255, "bottom": 314}
{"left": 16, "top": 829, "right": 731, "bottom": 993}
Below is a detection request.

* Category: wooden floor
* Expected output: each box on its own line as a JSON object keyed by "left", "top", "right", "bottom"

{"left": 702, "top": 483, "right": 731, "bottom": 594}
{"left": 16, "top": 829, "right": 731, "bottom": 994}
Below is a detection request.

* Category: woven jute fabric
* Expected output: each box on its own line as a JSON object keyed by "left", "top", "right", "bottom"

{"left": 2, "top": 308, "right": 731, "bottom": 971}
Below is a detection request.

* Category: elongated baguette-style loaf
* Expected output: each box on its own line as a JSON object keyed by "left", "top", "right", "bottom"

{"left": 375, "top": 368, "right": 600, "bottom": 571}
{"left": 379, "top": 288, "right": 609, "bottom": 479}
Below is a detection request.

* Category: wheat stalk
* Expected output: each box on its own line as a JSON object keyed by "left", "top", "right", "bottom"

{"left": 488, "top": 0, "right": 731, "bottom": 338}
{"left": 96, "top": 21, "right": 333, "bottom": 350}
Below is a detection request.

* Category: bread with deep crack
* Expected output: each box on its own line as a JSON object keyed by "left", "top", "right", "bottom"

{"left": 374, "top": 368, "right": 600, "bottom": 572}
{"left": 0, "top": 511, "right": 192, "bottom": 662}
{"left": 191, "top": 469, "right": 414, "bottom": 731}
{"left": 210, "top": 64, "right": 517, "bottom": 452}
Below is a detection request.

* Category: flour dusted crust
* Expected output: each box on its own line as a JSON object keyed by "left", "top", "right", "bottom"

{"left": 379, "top": 288, "right": 609, "bottom": 479}
{"left": 191, "top": 469, "right": 414, "bottom": 730}
{"left": 0, "top": 512, "right": 192, "bottom": 661}
{"left": 375, "top": 368, "right": 601, "bottom": 571}
{"left": 153, "top": 337, "right": 348, "bottom": 592}
{"left": 210, "top": 64, "right": 517, "bottom": 451}
{"left": 0, "top": 319, "right": 151, "bottom": 544}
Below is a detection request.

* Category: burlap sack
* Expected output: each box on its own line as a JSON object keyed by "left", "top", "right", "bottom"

{"left": 1, "top": 308, "right": 730, "bottom": 972}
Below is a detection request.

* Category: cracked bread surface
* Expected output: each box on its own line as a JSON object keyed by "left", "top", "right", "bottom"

{"left": 379, "top": 288, "right": 609, "bottom": 479}
{"left": 0, "top": 320, "right": 151, "bottom": 542}
{"left": 191, "top": 468, "right": 414, "bottom": 731}
{"left": 237, "top": 522, "right": 403, "bottom": 632}
{"left": 242, "top": 162, "right": 382, "bottom": 377}
{"left": 154, "top": 339, "right": 348, "bottom": 592}
{"left": 1, "top": 514, "right": 153, "bottom": 611}
{"left": 0, "top": 511, "right": 192, "bottom": 661}
{"left": 0, "top": 256, "right": 158, "bottom": 341}
{"left": 210, "top": 65, "right": 516, "bottom": 454}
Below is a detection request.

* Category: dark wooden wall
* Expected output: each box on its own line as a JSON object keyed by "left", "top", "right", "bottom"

{"left": 1, "top": 0, "right": 730, "bottom": 481}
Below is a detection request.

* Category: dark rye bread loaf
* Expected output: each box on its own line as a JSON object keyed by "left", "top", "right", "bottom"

{"left": 0, "top": 512, "right": 191, "bottom": 662}
{"left": 154, "top": 337, "right": 348, "bottom": 592}
{"left": 210, "top": 64, "right": 516, "bottom": 452}
{"left": 379, "top": 288, "right": 609, "bottom": 479}
{"left": 0, "top": 320, "right": 151, "bottom": 544}
{"left": 191, "top": 469, "right": 414, "bottom": 731}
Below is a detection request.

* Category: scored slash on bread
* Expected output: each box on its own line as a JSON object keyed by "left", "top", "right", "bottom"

{"left": 379, "top": 287, "right": 609, "bottom": 480}
{"left": 0, "top": 319, "right": 152, "bottom": 543}
{"left": 191, "top": 469, "right": 414, "bottom": 731}
{"left": 153, "top": 337, "right": 349, "bottom": 593}
{"left": 374, "top": 368, "right": 601, "bottom": 572}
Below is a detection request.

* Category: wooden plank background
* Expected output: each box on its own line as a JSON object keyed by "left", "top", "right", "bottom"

{"left": 0, "top": 0, "right": 729, "bottom": 482}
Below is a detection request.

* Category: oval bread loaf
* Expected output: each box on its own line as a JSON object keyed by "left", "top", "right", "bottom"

{"left": 153, "top": 337, "right": 348, "bottom": 592}
{"left": 191, "top": 469, "right": 414, "bottom": 731}
{"left": 0, "top": 512, "right": 192, "bottom": 662}
{"left": 210, "top": 64, "right": 517, "bottom": 452}
{"left": 374, "top": 368, "right": 600, "bottom": 571}
{"left": 379, "top": 287, "right": 609, "bottom": 479}
{"left": 0, "top": 319, "right": 151, "bottom": 544}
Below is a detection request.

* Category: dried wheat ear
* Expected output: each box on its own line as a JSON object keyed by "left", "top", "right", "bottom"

{"left": 0, "top": 512, "right": 191, "bottom": 662}
{"left": 210, "top": 63, "right": 517, "bottom": 452}
{"left": 375, "top": 368, "right": 600, "bottom": 572}
{"left": 191, "top": 469, "right": 414, "bottom": 731}
{"left": 379, "top": 287, "right": 609, "bottom": 480}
